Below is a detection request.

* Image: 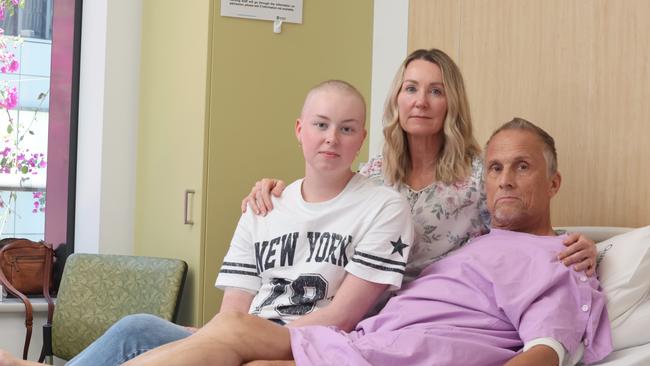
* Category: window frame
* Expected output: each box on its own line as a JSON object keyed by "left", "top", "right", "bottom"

{"left": 44, "top": 0, "right": 82, "bottom": 250}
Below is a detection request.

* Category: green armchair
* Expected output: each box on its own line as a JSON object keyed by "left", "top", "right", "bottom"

{"left": 41, "top": 253, "right": 187, "bottom": 362}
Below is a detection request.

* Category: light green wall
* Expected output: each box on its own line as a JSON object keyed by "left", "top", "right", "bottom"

{"left": 135, "top": 0, "right": 211, "bottom": 326}
{"left": 203, "top": 1, "right": 374, "bottom": 321}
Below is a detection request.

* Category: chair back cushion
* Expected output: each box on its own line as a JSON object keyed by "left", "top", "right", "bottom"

{"left": 52, "top": 253, "right": 187, "bottom": 360}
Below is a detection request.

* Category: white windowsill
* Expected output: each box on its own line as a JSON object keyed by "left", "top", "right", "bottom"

{"left": 0, "top": 297, "right": 62, "bottom": 363}
{"left": 0, "top": 297, "right": 55, "bottom": 312}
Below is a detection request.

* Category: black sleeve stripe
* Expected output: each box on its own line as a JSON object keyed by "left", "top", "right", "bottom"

{"left": 219, "top": 269, "right": 260, "bottom": 277}
{"left": 354, "top": 250, "right": 406, "bottom": 267}
{"left": 222, "top": 261, "right": 257, "bottom": 269}
{"left": 350, "top": 257, "right": 405, "bottom": 275}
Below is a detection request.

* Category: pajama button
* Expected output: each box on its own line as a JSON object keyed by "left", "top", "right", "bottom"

{"left": 580, "top": 275, "right": 588, "bottom": 282}
{"left": 584, "top": 339, "right": 590, "bottom": 346}
{"left": 581, "top": 304, "right": 590, "bottom": 312}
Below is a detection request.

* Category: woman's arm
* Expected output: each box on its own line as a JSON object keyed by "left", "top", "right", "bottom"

{"left": 241, "top": 178, "right": 286, "bottom": 215}
{"left": 288, "top": 274, "right": 388, "bottom": 332}
{"left": 558, "top": 232, "right": 598, "bottom": 276}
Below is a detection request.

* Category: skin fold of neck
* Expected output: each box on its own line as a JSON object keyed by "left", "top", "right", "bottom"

{"left": 406, "top": 134, "right": 443, "bottom": 189}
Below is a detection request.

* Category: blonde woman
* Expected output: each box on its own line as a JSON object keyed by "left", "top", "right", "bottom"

{"left": 244, "top": 49, "right": 597, "bottom": 282}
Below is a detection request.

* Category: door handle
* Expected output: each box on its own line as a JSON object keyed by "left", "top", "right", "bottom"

{"left": 184, "top": 189, "right": 195, "bottom": 225}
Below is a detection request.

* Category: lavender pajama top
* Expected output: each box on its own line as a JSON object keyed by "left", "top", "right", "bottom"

{"left": 290, "top": 229, "right": 612, "bottom": 366}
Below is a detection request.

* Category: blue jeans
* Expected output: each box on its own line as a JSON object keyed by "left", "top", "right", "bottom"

{"left": 66, "top": 314, "right": 192, "bottom": 366}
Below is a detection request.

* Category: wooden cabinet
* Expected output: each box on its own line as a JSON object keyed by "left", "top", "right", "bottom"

{"left": 134, "top": 0, "right": 211, "bottom": 326}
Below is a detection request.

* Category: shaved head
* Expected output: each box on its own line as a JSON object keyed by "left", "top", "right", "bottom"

{"left": 301, "top": 80, "right": 366, "bottom": 123}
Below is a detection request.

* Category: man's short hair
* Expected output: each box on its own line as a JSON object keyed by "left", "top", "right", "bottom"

{"left": 485, "top": 117, "right": 558, "bottom": 175}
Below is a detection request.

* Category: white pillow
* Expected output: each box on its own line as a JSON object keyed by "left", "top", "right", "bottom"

{"left": 610, "top": 293, "right": 650, "bottom": 350}
{"left": 595, "top": 225, "right": 650, "bottom": 344}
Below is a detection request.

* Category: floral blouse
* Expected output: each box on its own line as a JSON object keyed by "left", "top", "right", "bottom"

{"left": 359, "top": 155, "right": 491, "bottom": 283}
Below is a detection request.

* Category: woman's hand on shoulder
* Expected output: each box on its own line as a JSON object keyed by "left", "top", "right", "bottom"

{"left": 558, "top": 232, "right": 598, "bottom": 276}
{"left": 241, "top": 178, "right": 286, "bottom": 216}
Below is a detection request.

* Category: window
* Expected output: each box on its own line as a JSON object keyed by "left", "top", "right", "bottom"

{"left": 0, "top": 0, "right": 53, "bottom": 40}
{"left": 0, "top": 0, "right": 81, "bottom": 252}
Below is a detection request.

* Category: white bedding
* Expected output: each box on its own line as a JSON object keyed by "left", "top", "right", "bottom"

{"left": 589, "top": 291, "right": 650, "bottom": 365}
{"left": 610, "top": 292, "right": 650, "bottom": 350}
{"left": 592, "top": 342, "right": 650, "bottom": 366}
{"left": 561, "top": 226, "right": 650, "bottom": 365}
{"left": 556, "top": 226, "right": 634, "bottom": 243}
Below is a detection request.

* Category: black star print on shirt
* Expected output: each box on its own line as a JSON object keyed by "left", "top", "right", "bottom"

{"left": 390, "top": 236, "right": 409, "bottom": 257}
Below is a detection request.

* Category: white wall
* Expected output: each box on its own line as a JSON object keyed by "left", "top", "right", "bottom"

{"left": 369, "top": 0, "right": 408, "bottom": 157}
{"left": 75, "top": 0, "right": 142, "bottom": 254}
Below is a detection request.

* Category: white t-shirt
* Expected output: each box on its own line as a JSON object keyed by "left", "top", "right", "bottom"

{"left": 215, "top": 174, "right": 414, "bottom": 323}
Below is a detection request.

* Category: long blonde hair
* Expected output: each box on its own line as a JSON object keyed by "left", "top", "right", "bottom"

{"left": 382, "top": 48, "right": 480, "bottom": 186}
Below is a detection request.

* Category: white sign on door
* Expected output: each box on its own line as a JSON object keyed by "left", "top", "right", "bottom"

{"left": 221, "top": 0, "right": 303, "bottom": 24}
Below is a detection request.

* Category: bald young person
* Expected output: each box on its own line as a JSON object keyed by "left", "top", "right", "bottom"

{"left": 101, "top": 118, "right": 612, "bottom": 366}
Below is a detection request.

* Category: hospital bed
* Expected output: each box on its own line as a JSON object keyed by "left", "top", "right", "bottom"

{"left": 559, "top": 226, "right": 650, "bottom": 366}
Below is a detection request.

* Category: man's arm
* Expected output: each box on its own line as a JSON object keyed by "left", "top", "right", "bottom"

{"left": 288, "top": 273, "right": 388, "bottom": 332}
{"left": 504, "top": 345, "right": 559, "bottom": 366}
{"left": 243, "top": 362, "right": 295, "bottom": 366}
